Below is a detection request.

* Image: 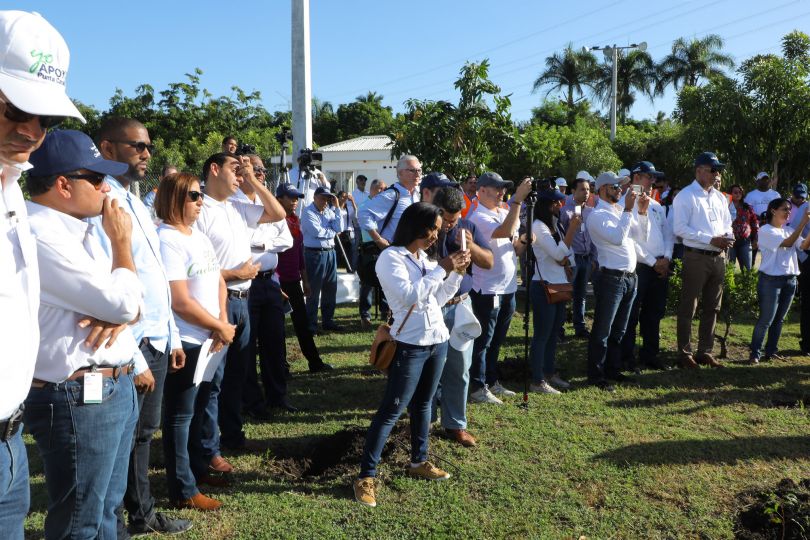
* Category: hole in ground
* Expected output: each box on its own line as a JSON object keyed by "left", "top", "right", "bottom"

{"left": 736, "top": 478, "right": 810, "bottom": 539}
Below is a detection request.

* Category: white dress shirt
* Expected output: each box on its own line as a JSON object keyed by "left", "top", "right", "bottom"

{"left": 0, "top": 164, "right": 40, "bottom": 419}
{"left": 376, "top": 246, "right": 462, "bottom": 346}
{"left": 531, "top": 220, "right": 572, "bottom": 284}
{"left": 194, "top": 196, "right": 264, "bottom": 291}
{"left": 744, "top": 189, "right": 781, "bottom": 217}
{"left": 618, "top": 195, "right": 675, "bottom": 266}
{"left": 351, "top": 188, "right": 369, "bottom": 226}
{"left": 467, "top": 204, "right": 518, "bottom": 295}
{"left": 758, "top": 224, "right": 804, "bottom": 276}
{"left": 26, "top": 202, "right": 145, "bottom": 383}
{"left": 231, "top": 190, "right": 294, "bottom": 274}
{"left": 673, "top": 180, "right": 733, "bottom": 252}
{"left": 588, "top": 199, "right": 649, "bottom": 272}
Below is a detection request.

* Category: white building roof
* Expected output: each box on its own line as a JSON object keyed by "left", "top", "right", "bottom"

{"left": 318, "top": 135, "right": 393, "bottom": 153}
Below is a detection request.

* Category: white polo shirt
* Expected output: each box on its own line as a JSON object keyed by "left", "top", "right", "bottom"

{"left": 194, "top": 195, "right": 264, "bottom": 291}
{"left": 0, "top": 164, "right": 40, "bottom": 419}
{"left": 467, "top": 203, "right": 518, "bottom": 295}
{"left": 27, "top": 202, "right": 145, "bottom": 383}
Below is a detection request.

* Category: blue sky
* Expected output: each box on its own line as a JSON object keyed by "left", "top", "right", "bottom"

{"left": 15, "top": 0, "right": 810, "bottom": 124}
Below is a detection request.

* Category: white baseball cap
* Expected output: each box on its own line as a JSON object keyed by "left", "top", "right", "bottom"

{"left": 0, "top": 11, "right": 84, "bottom": 121}
{"left": 555, "top": 177, "right": 567, "bottom": 187}
{"left": 618, "top": 168, "right": 631, "bottom": 178}
{"left": 449, "top": 299, "right": 481, "bottom": 352}
{"left": 594, "top": 171, "right": 631, "bottom": 191}
{"left": 576, "top": 170, "right": 594, "bottom": 183}
{"left": 756, "top": 171, "right": 770, "bottom": 181}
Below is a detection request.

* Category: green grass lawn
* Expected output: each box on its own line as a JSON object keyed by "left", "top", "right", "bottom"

{"left": 23, "top": 301, "right": 810, "bottom": 539}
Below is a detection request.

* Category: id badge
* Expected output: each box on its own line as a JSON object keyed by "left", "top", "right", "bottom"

{"left": 709, "top": 207, "right": 717, "bottom": 222}
{"left": 83, "top": 372, "right": 103, "bottom": 404}
{"left": 493, "top": 294, "right": 501, "bottom": 310}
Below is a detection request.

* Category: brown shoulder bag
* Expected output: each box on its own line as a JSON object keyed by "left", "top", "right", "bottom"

{"left": 369, "top": 304, "right": 416, "bottom": 372}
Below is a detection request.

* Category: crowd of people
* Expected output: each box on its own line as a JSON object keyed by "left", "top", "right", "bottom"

{"left": 3, "top": 10, "right": 810, "bottom": 537}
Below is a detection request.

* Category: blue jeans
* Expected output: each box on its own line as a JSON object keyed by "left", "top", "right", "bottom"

{"left": 432, "top": 300, "right": 474, "bottom": 430}
{"left": 123, "top": 339, "right": 168, "bottom": 527}
{"left": 164, "top": 342, "right": 203, "bottom": 501}
{"left": 219, "top": 295, "right": 252, "bottom": 448}
{"left": 360, "top": 341, "right": 448, "bottom": 478}
{"left": 304, "top": 248, "right": 337, "bottom": 332}
{"left": 587, "top": 271, "right": 637, "bottom": 382}
{"left": 24, "top": 372, "right": 138, "bottom": 540}
{"left": 244, "top": 277, "right": 288, "bottom": 409}
{"left": 751, "top": 273, "right": 797, "bottom": 359}
{"left": 469, "top": 290, "right": 516, "bottom": 390}
{"left": 728, "top": 237, "right": 752, "bottom": 271}
{"left": 0, "top": 426, "right": 28, "bottom": 540}
{"left": 572, "top": 253, "right": 592, "bottom": 332}
{"left": 530, "top": 280, "right": 566, "bottom": 383}
{"left": 620, "top": 263, "right": 669, "bottom": 367}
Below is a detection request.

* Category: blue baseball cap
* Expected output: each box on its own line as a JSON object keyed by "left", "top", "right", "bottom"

{"left": 538, "top": 188, "right": 566, "bottom": 202}
{"left": 793, "top": 183, "right": 808, "bottom": 198}
{"left": 631, "top": 161, "right": 665, "bottom": 178}
{"left": 276, "top": 182, "right": 304, "bottom": 199}
{"left": 28, "top": 129, "right": 128, "bottom": 177}
{"left": 313, "top": 186, "right": 331, "bottom": 197}
{"left": 421, "top": 172, "right": 455, "bottom": 190}
{"left": 694, "top": 152, "right": 725, "bottom": 169}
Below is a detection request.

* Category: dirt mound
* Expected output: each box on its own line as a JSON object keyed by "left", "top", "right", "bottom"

{"left": 266, "top": 423, "right": 411, "bottom": 482}
{"left": 736, "top": 478, "right": 810, "bottom": 539}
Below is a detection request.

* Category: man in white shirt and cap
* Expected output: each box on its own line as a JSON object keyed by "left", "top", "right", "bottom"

{"left": 0, "top": 10, "right": 86, "bottom": 537}
{"left": 587, "top": 171, "right": 650, "bottom": 391}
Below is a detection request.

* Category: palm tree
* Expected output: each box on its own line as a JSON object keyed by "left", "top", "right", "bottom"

{"left": 532, "top": 44, "right": 597, "bottom": 108}
{"left": 311, "top": 97, "right": 334, "bottom": 121}
{"left": 591, "top": 49, "right": 658, "bottom": 123}
{"left": 356, "top": 91, "right": 384, "bottom": 105}
{"left": 658, "top": 34, "right": 734, "bottom": 90}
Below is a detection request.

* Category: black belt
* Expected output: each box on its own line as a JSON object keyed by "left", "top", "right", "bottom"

{"left": 227, "top": 289, "right": 249, "bottom": 299}
{"left": 685, "top": 246, "right": 723, "bottom": 257}
{"left": 305, "top": 246, "right": 334, "bottom": 252}
{"left": 256, "top": 269, "right": 275, "bottom": 279}
{"left": 0, "top": 405, "right": 23, "bottom": 442}
{"left": 600, "top": 267, "right": 636, "bottom": 278}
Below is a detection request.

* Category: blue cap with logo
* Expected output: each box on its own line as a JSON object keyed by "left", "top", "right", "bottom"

{"left": 631, "top": 161, "right": 665, "bottom": 178}
{"left": 28, "top": 129, "right": 128, "bottom": 177}
{"left": 276, "top": 182, "right": 305, "bottom": 199}
{"left": 694, "top": 152, "right": 725, "bottom": 169}
{"left": 314, "top": 186, "right": 332, "bottom": 197}
{"left": 421, "top": 172, "right": 455, "bottom": 190}
{"left": 793, "top": 183, "right": 808, "bottom": 198}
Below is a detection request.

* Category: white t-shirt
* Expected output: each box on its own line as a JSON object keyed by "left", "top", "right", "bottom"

{"left": 159, "top": 225, "right": 222, "bottom": 344}
{"left": 531, "top": 220, "right": 571, "bottom": 284}
{"left": 744, "top": 189, "right": 781, "bottom": 218}
{"left": 467, "top": 204, "right": 518, "bottom": 295}
{"left": 757, "top": 224, "right": 804, "bottom": 276}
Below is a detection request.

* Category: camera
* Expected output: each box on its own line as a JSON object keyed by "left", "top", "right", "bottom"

{"left": 275, "top": 128, "right": 292, "bottom": 146}
{"left": 235, "top": 143, "right": 256, "bottom": 156}
{"left": 298, "top": 148, "right": 323, "bottom": 171}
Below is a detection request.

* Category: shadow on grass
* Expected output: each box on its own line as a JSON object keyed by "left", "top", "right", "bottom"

{"left": 594, "top": 435, "right": 810, "bottom": 466}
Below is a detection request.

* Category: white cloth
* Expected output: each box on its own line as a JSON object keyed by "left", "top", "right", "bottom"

{"left": 531, "top": 220, "right": 571, "bottom": 283}
{"left": 622, "top": 196, "right": 674, "bottom": 265}
{"left": 757, "top": 224, "right": 804, "bottom": 276}
{"left": 231, "top": 190, "right": 293, "bottom": 273}
{"left": 673, "top": 180, "right": 733, "bottom": 251}
{"left": 26, "top": 202, "right": 145, "bottom": 383}
{"left": 158, "top": 225, "right": 222, "bottom": 344}
{"left": 290, "top": 166, "right": 329, "bottom": 215}
{"left": 467, "top": 204, "right": 518, "bottom": 294}
{"left": 588, "top": 199, "right": 649, "bottom": 272}
{"left": 0, "top": 163, "right": 39, "bottom": 418}
{"left": 376, "top": 246, "right": 462, "bottom": 346}
{"left": 194, "top": 196, "right": 264, "bottom": 291}
{"left": 744, "top": 189, "right": 781, "bottom": 217}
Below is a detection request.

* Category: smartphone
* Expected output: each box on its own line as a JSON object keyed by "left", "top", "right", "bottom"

{"left": 460, "top": 229, "right": 467, "bottom": 251}
{"left": 574, "top": 205, "right": 582, "bottom": 217}
{"left": 631, "top": 184, "right": 642, "bottom": 195}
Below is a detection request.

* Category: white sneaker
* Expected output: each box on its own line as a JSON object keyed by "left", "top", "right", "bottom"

{"left": 490, "top": 381, "right": 516, "bottom": 397}
{"left": 469, "top": 387, "right": 503, "bottom": 404}
{"left": 530, "top": 381, "right": 562, "bottom": 395}
{"left": 549, "top": 374, "right": 571, "bottom": 390}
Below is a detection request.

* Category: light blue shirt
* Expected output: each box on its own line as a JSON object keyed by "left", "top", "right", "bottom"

{"left": 88, "top": 177, "right": 180, "bottom": 356}
{"left": 301, "top": 203, "right": 342, "bottom": 248}
{"left": 788, "top": 200, "right": 810, "bottom": 262}
{"left": 358, "top": 183, "right": 416, "bottom": 242}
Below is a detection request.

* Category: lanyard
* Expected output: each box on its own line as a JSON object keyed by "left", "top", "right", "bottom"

{"left": 405, "top": 254, "right": 426, "bottom": 276}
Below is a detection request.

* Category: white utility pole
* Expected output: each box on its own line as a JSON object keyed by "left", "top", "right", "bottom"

{"left": 291, "top": 0, "right": 312, "bottom": 157}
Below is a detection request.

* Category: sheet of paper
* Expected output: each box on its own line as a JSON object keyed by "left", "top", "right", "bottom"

{"left": 193, "top": 339, "right": 229, "bottom": 386}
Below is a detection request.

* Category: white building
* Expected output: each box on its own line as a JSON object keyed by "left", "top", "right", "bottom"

{"left": 317, "top": 135, "right": 398, "bottom": 193}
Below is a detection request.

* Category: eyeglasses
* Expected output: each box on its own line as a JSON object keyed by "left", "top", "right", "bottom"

{"left": 187, "top": 190, "right": 204, "bottom": 202}
{"left": 253, "top": 167, "right": 267, "bottom": 175}
{"left": 65, "top": 173, "right": 106, "bottom": 189}
{"left": 0, "top": 97, "right": 64, "bottom": 130}
{"left": 109, "top": 140, "right": 155, "bottom": 154}
{"left": 403, "top": 168, "right": 423, "bottom": 175}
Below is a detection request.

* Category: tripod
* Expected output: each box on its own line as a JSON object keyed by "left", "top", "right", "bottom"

{"left": 519, "top": 189, "right": 537, "bottom": 410}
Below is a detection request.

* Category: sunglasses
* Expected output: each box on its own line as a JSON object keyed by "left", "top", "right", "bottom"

{"left": 0, "top": 97, "right": 64, "bottom": 130}
{"left": 187, "top": 190, "right": 204, "bottom": 202}
{"left": 109, "top": 140, "right": 155, "bottom": 154}
{"left": 253, "top": 166, "right": 267, "bottom": 175}
{"left": 65, "top": 173, "right": 106, "bottom": 189}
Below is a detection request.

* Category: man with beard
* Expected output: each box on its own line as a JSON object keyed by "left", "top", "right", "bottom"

{"left": 92, "top": 117, "right": 192, "bottom": 536}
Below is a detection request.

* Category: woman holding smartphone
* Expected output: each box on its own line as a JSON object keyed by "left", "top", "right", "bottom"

{"left": 156, "top": 173, "right": 236, "bottom": 511}
{"left": 749, "top": 198, "right": 810, "bottom": 363}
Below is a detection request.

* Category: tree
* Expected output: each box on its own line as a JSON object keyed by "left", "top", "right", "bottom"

{"left": 312, "top": 97, "right": 339, "bottom": 145}
{"left": 658, "top": 34, "right": 734, "bottom": 91}
{"left": 591, "top": 49, "right": 658, "bottom": 123}
{"left": 532, "top": 44, "right": 597, "bottom": 111}
{"left": 336, "top": 93, "right": 394, "bottom": 140}
{"left": 392, "top": 60, "right": 521, "bottom": 179}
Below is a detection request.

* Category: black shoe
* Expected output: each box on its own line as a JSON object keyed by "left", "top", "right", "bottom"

{"left": 322, "top": 323, "right": 344, "bottom": 332}
{"left": 270, "top": 401, "right": 299, "bottom": 413}
{"left": 607, "top": 373, "right": 635, "bottom": 384}
{"left": 588, "top": 379, "right": 616, "bottom": 392}
{"left": 243, "top": 407, "right": 274, "bottom": 421}
{"left": 309, "top": 362, "right": 334, "bottom": 373}
{"left": 644, "top": 360, "right": 671, "bottom": 371}
{"left": 574, "top": 329, "right": 590, "bottom": 339}
{"left": 129, "top": 512, "right": 193, "bottom": 537}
